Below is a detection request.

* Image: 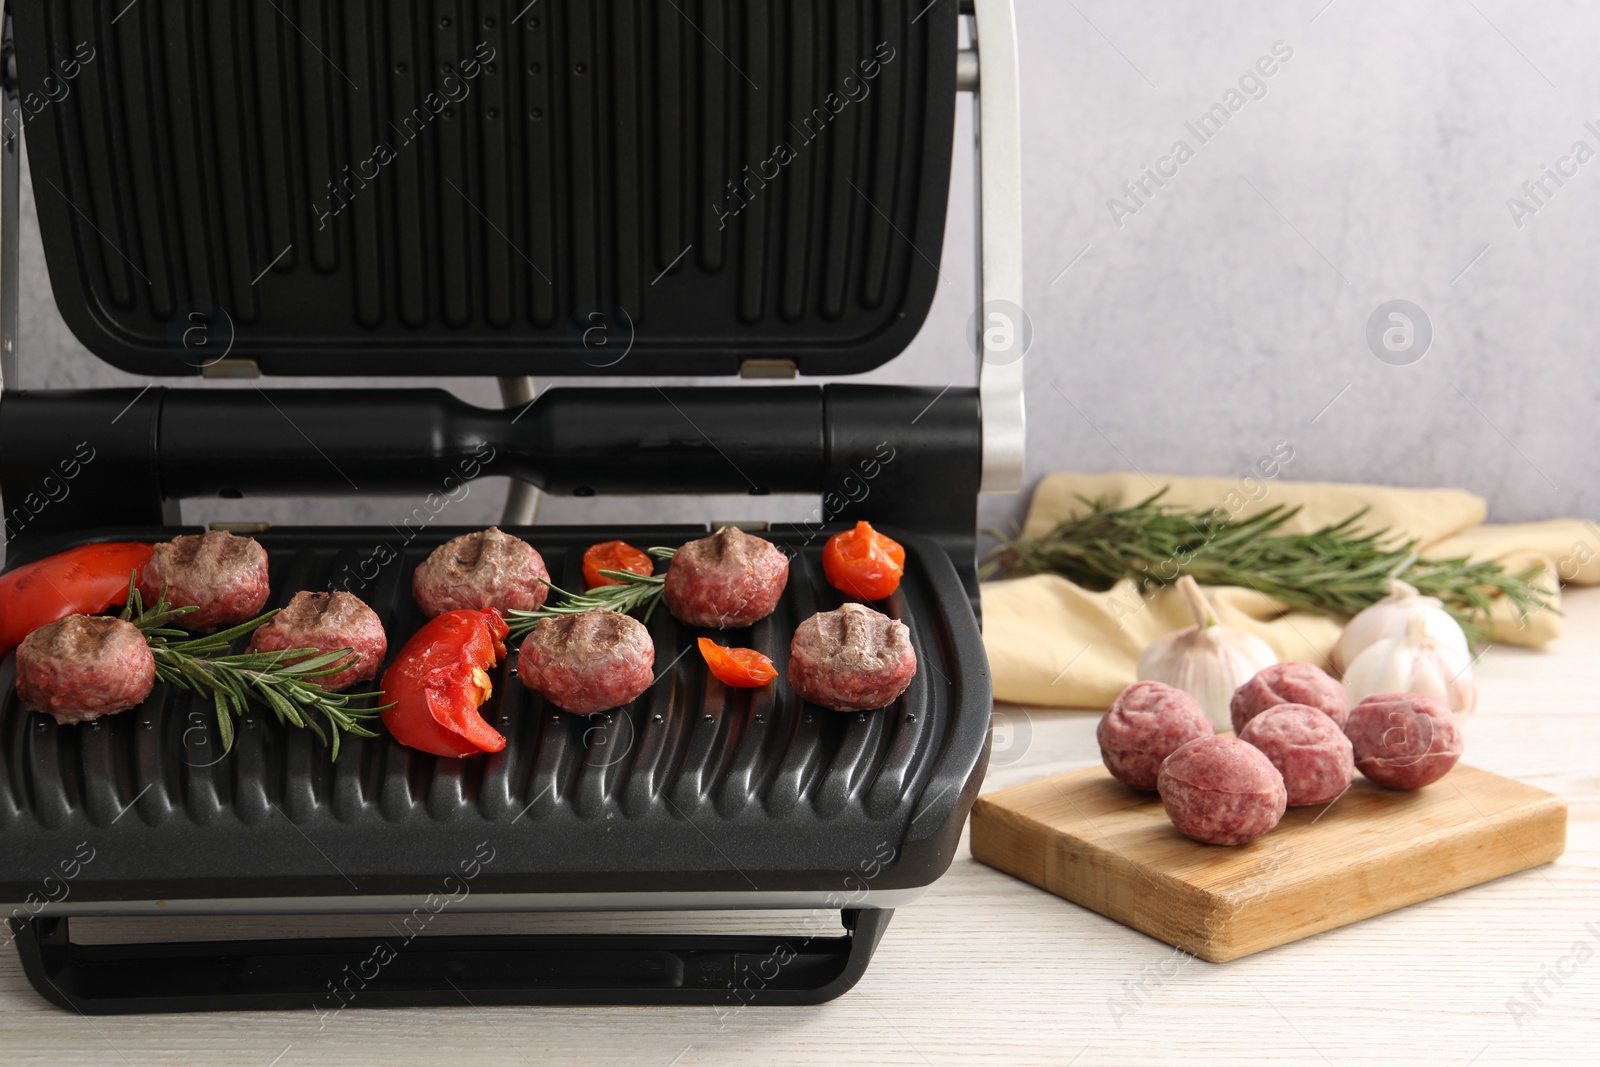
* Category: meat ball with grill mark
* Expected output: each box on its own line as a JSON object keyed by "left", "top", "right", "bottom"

{"left": 16, "top": 615, "right": 156, "bottom": 725}
{"left": 137, "top": 530, "right": 270, "bottom": 632}
{"left": 247, "top": 591, "right": 388, "bottom": 692}
{"left": 413, "top": 527, "right": 550, "bottom": 618}
{"left": 662, "top": 527, "right": 789, "bottom": 630}
{"left": 788, "top": 602, "right": 917, "bottom": 712}
{"left": 517, "top": 609, "right": 655, "bottom": 715}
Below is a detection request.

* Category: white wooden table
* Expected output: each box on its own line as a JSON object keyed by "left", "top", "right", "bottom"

{"left": 2, "top": 591, "right": 1595, "bottom": 1067}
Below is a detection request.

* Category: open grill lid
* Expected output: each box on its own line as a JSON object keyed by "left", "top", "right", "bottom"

{"left": 13, "top": 0, "right": 958, "bottom": 378}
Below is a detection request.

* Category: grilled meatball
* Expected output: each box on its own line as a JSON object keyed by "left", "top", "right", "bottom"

{"left": 16, "top": 615, "right": 156, "bottom": 725}
{"left": 517, "top": 608, "right": 655, "bottom": 714}
{"left": 662, "top": 527, "right": 789, "bottom": 629}
{"left": 788, "top": 602, "right": 917, "bottom": 712}
{"left": 247, "top": 591, "right": 387, "bottom": 692}
{"left": 413, "top": 527, "right": 550, "bottom": 618}
{"left": 138, "top": 530, "right": 270, "bottom": 632}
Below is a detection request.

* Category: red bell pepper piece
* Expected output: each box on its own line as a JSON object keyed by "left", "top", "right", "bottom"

{"left": 380, "top": 609, "right": 510, "bottom": 758}
{"left": 0, "top": 542, "right": 155, "bottom": 656}
{"left": 822, "top": 521, "right": 906, "bottom": 601}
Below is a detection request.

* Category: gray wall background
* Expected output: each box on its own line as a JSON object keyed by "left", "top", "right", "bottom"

{"left": 10, "top": 0, "right": 1597, "bottom": 543}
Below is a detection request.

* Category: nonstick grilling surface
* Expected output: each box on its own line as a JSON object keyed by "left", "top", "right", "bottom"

{"left": 0, "top": 525, "right": 989, "bottom": 906}
{"left": 15, "top": 0, "right": 959, "bottom": 378}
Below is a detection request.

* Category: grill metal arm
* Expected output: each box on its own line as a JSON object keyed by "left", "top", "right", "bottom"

{"left": 0, "top": 0, "right": 19, "bottom": 393}
{"left": 969, "top": 0, "right": 1026, "bottom": 494}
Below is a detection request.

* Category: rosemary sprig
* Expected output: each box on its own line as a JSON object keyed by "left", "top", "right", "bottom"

{"left": 505, "top": 547, "right": 676, "bottom": 639}
{"left": 980, "top": 491, "right": 1554, "bottom": 645}
{"left": 119, "top": 576, "right": 387, "bottom": 759}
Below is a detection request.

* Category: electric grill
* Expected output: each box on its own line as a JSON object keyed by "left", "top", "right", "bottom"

{"left": 0, "top": 0, "right": 1022, "bottom": 1013}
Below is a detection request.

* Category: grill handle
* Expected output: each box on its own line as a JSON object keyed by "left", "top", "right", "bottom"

{"left": 0, "top": 383, "right": 983, "bottom": 604}
{"left": 10, "top": 910, "right": 892, "bottom": 1014}
{"left": 155, "top": 385, "right": 830, "bottom": 498}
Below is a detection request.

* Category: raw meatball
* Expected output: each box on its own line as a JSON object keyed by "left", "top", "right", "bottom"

{"left": 1238, "top": 703, "right": 1354, "bottom": 806}
{"left": 788, "top": 602, "right": 916, "bottom": 712}
{"left": 16, "top": 615, "right": 156, "bottom": 725}
{"left": 1158, "top": 736, "right": 1287, "bottom": 846}
{"left": 517, "top": 609, "right": 655, "bottom": 715}
{"left": 1344, "top": 693, "right": 1463, "bottom": 790}
{"left": 1097, "top": 681, "right": 1214, "bottom": 791}
{"left": 1230, "top": 661, "right": 1349, "bottom": 734}
{"left": 138, "top": 530, "right": 270, "bottom": 631}
{"left": 662, "top": 526, "right": 788, "bottom": 629}
{"left": 413, "top": 527, "right": 550, "bottom": 618}
{"left": 247, "top": 591, "right": 387, "bottom": 692}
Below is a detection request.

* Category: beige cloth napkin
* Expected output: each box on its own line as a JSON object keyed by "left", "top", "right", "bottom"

{"left": 981, "top": 473, "right": 1597, "bottom": 709}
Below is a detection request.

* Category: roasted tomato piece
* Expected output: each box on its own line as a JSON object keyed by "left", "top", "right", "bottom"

{"left": 381, "top": 609, "right": 509, "bottom": 758}
{"left": 582, "top": 540, "right": 654, "bottom": 589}
{"left": 822, "top": 521, "right": 906, "bottom": 601}
{"left": 0, "top": 542, "right": 155, "bottom": 656}
{"left": 697, "top": 637, "right": 778, "bottom": 688}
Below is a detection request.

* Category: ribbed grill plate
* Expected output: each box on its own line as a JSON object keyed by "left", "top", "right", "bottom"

{"left": 0, "top": 525, "right": 989, "bottom": 905}
{"left": 15, "top": 0, "right": 957, "bottom": 377}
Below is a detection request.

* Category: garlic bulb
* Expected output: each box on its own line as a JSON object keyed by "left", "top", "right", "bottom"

{"left": 1137, "top": 576, "right": 1278, "bottom": 730}
{"left": 1340, "top": 615, "right": 1477, "bottom": 717}
{"left": 1332, "top": 579, "right": 1471, "bottom": 677}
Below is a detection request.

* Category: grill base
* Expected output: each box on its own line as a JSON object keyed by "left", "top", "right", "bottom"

{"left": 12, "top": 909, "right": 893, "bottom": 1013}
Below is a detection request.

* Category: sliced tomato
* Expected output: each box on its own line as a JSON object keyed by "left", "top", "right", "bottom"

{"left": 582, "top": 540, "right": 654, "bottom": 589}
{"left": 698, "top": 637, "right": 778, "bottom": 688}
{"left": 822, "top": 521, "right": 906, "bottom": 601}
{"left": 380, "top": 609, "right": 509, "bottom": 758}
{"left": 0, "top": 542, "right": 155, "bottom": 656}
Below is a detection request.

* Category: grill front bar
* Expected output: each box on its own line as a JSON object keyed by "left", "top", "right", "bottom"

{"left": 12, "top": 909, "right": 893, "bottom": 1012}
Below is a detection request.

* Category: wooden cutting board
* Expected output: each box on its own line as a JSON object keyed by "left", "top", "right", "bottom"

{"left": 970, "top": 761, "right": 1566, "bottom": 962}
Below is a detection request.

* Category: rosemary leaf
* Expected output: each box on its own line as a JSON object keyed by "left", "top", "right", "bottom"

{"left": 262, "top": 683, "right": 305, "bottom": 729}
{"left": 298, "top": 708, "right": 331, "bottom": 750}
{"left": 215, "top": 696, "right": 235, "bottom": 753}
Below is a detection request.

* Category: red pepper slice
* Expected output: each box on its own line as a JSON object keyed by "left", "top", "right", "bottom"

{"left": 698, "top": 637, "right": 778, "bottom": 688}
{"left": 380, "top": 609, "right": 509, "bottom": 758}
{"left": 0, "top": 542, "right": 155, "bottom": 657}
{"left": 822, "top": 521, "right": 906, "bottom": 601}
{"left": 582, "top": 540, "right": 654, "bottom": 589}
